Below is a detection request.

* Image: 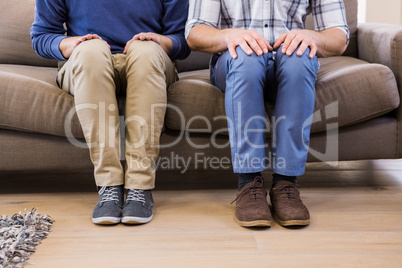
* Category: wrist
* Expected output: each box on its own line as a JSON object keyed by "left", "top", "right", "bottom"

{"left": 58, "top": 37, "right": 72, "bottom": 59}
{"left": 161, "top": 35, "right": 173, "bottom": 54}
{"left": 53, "top": 36, "right": 68, "bottom": 60}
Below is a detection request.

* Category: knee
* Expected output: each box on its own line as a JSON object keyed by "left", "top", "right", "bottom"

{"left": 229, "top": 47, "right": 267, "bottom": 79}
{"left": 70, "top": 39, "right": 113, "bottom": 71}
{"left": 275, "top": 45, "right": 319, "bottom": 77}
{"left": 232, "top": 47, "right": 262, "bottom": 66}
{"left": 126, "top": 40, "right": 165, "bottom": 68}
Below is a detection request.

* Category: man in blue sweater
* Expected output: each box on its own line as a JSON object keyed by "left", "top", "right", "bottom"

{"left": 31, "top": 0, "right": 190, "bottom": 225}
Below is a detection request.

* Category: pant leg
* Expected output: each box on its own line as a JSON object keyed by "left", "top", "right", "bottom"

{"left": 271, "top": 46, "right": 319, "bottom": 176}
{"left": 124, "top": 40, "right": 178, "bottom": 190}
{"left": 57, "top": 39, "right": 124, "bottom": 186}
{"left": 211, "top": 48, "right": 273, "bottom": 173}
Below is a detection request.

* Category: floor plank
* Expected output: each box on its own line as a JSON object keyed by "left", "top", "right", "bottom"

{"left": 1, "top": 160, "right": 402, "bottom": 267}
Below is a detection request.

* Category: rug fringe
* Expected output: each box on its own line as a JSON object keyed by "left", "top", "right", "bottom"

{"left": 0, "top": 208, "right": 54, "bottom": 268}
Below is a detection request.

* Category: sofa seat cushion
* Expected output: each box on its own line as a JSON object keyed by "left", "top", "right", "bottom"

{"left": 166, "top": 69, "right": 228, "bottom": 135}
{"left": 309, "top": 56, "right": 399, "bottom": 133}
{"left": 166, "top": 56, "right": 400, "bottom": 135}
{"left": 0, "top": 64, "right": 83, "bottom": 138}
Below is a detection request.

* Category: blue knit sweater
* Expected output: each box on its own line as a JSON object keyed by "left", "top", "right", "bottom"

{"left": 30, "top": 0, "right": 190, "bottom": 61}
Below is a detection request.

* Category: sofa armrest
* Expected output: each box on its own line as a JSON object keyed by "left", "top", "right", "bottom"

{"left": 358, "top": 23, "right": 402, "bottom": 157}
{"left": 358, "top": 23, "right": 402, "bottom": 86}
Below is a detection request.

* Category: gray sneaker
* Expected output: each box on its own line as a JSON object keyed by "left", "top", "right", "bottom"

{"left": 92, "top": 185, "right": 124, "bottom": 225}
{"left": 122, "top": 189, "right": 154, "bottom": 224}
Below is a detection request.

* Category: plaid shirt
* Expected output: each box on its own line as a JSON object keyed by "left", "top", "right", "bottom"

{"left": 186, "top": 0, "right": 349, "bottom": 44}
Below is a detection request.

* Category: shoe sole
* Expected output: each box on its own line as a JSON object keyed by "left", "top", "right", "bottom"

{"left": 92, "top": 216, "right": 121, "bottom": 225}
{"left": 235, "top": 216, "right": 271, "bottom": 227}
{"left": 121, "top": 215, "right": 153, "bottom": 225}
{"left": 275, "top": 217, "right": 310, "bottom": 227}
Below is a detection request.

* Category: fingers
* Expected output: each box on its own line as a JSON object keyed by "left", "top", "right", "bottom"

{"left": 124, "top": 34, "right": 148, "bottom": 54}
{"left": 124, "top": 32, "right": 162, "bottom": 54}
{"left": 123, "top": 39, "right": 132, "bottom": 54}
{"left": 249, "top": 31, "right": 272, "bottom": 54}
{"left": 72, "top": 35, "right": 89, "bottom": 49}
{"left": 133, "top": 33, "right": 151, "bottom": 41}
{"left": 79, "top": 34, "right": 102, "bottom": 42}
{"left": 228, "top": 43, "right": 238, "bottom": 59}
{"left": 75, "top": 34, "right": 109, "bottom": 49}
{"left": 297, "top": 39, "right": 317, "bottom": 58}
{"left": 273, "top": 33, "right": 286, "bottom": 50}
{"left": 238, "top": 38, "right": 253, "bottom": 55}
{"left": 72, "top": 38, "right": 82, "bottom": 48}
{"left": 281, "top": 31, "right": 302, "bottom": 56}
{"left": 133, "top": 32, "right": 160, "bottom": 43}
{"left": 274, "top": 30, "right": 317, "bottom": 58}
{"left": 227, "top": 37, "right": 254, "bottom": 59}
{"left": 91, "top": 34, "right": 102, "bottom": 39}
{"left": 257, "top": 37, "right": 273, "bottom": 54}
{"left": 227, "top": 30, "right": 272, "bottom": 59}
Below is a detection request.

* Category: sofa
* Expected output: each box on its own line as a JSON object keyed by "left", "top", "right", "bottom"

{"left": 1, "top": 0, "right": 401, "bottom": 180}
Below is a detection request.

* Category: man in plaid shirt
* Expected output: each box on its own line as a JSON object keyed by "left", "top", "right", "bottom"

{"left": 186, "top": 0, "right": 349, "bottom": 228}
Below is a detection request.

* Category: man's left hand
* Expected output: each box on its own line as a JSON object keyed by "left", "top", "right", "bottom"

{"left": 273, "top": 30, "right": 317, "bottom": 58}
{"left": 124, "top": 32, "right": 172, "bottom": 54}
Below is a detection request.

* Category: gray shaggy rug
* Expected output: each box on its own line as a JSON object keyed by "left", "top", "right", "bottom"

{"left": 0, "top": 208, "right": 53, "bottom": 268}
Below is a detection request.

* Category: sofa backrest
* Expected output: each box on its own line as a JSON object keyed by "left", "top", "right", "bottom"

{"left": 0, "top": 0, "right": 58, "bottom": 67}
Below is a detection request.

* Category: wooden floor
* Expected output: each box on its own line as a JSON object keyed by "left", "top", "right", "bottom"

{"left": 1, "top": 160, "right": 402, "bottom": 267}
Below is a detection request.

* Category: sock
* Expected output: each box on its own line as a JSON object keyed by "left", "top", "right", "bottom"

{"left": 272, "top": 173, "right": 297, "bottom": 187}
{"left": 238, "top": 172, "right": 262, "bottom": 190}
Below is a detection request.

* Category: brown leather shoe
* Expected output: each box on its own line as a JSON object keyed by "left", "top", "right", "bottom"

{"left": 232, "top": 177, "right": 272, "bottom": 227}
{"left": 269, "top": 180, "right": 310, "bottom": 226}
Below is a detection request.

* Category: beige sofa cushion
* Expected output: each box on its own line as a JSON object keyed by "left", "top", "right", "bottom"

{"left": 0, "top": 65, "right": 83, "bottom": 138}
{"left": 0, "top": 0, "right": 58, "bottom": 67}
{"left": 167, "top": 69, "right": 227, "bottom": 134}
{"left": 166, "top": 56, "right": 400, "bottom": 135}
{"left": 310, "top": 57, "right": 399, "bottom": 132}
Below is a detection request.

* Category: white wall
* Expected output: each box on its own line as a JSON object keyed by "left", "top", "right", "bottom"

{"left": 360, "top": 0, "right": 402, "bottom": 24}
{"left": 358, "top": 0, "right": 366, "bottom": 23}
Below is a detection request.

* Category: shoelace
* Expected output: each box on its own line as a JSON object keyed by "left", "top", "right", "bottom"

{"left": 99, "top": 186, "right": 120, "bottom": 203}
{"left": 231, "top": 177, "right": 265, "bottom": 204}
{"left": 126, "top": 190, "right": 146, "bottom": 205}
{"left": 276, "top": 184, "right": 301, "bottom": 200}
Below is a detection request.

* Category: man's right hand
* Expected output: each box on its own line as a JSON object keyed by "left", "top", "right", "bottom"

{"left": 59, "top": 34, "right": 109, "bottom": 59}
{"left": 187, "top": 25, "right": 272, "bottom": 58}
{"left": 222, "top": 28, "right": 272, "bottom": 59}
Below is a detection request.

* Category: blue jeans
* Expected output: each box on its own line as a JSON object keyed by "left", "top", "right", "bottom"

{"left": 210, "top": 46, "right": 319, "bottom": 176}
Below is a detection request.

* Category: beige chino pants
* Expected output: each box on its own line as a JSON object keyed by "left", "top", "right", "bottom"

{"left": 58, "top": 39, "right": 178, "bottom": 189}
